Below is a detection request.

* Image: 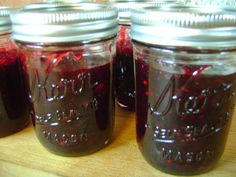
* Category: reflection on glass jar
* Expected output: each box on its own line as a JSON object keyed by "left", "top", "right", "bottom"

{"left": 115, "top": 25, "right": 135, "bottom": 111}
{"left": 112, "top": 0, "right": 177, "bottom": 111}
{"left": 11, "top": 3, "right": 118, "bottom": 156}
{"left": 131, "top": 5, "right": 236, "bottom": 175}
{"left": 0, "top": 7, "right": 29, "bottom": 138}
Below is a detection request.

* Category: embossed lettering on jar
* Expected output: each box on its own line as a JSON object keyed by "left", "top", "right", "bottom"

{"left": 131, "top": 5, "right": 236, "bottom": 175}
{"left": 0, "top": 7, "right": 29, "bottom": 137}
{"left": 11, "top": 3, "right": 118, "bottom": 156}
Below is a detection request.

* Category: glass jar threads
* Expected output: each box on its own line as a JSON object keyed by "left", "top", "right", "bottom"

{"left": 131, "top": 5, "right": 236, "bottom": 175}
{"left": 11, "top": 3, "right": 118, "bottom": 156}
{"left": 0, "top": 7, "right": 30, "bottom": 137}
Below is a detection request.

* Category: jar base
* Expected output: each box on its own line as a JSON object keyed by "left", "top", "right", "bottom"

{"left": 116, "top": 100, "right": 135, "bottom": 112}
{"left": 38, "top": 137, "right": 111, "bottom": 157}
{"left": 148, "top": 162, "right": 215, "bottom": 176}
{"left": 0, "top": 119, "right": 30, "bottom": 138}
{"left": 138, "top": 145, "right": 219, "bottom": 176}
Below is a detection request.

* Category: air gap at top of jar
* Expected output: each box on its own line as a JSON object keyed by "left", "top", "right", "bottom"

{"left": 111, "top": 0, "right": 176, "bottom": 111}
{"left": 11, "top": 3, "right": 118, "bottom": 156}
{"left": 0, "top": 7, "right": 30, "bottom": 138}
{"left": 131, "top": 5, "right": 236, "bottom": 175}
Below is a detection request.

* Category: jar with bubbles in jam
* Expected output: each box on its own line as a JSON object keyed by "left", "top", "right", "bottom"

{"left": 131, "top": 5, "right": 236, "bottom": 175}
{"left": 11, "top": 3, "right": 118, "bottom": 156}
{"left": 0, "top": 7, "right": 29, "bottom": 138}
{"left": 111, "top": 0, "right": 176, "bottom": 111}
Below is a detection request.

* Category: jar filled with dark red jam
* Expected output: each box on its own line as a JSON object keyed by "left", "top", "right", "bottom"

{"left": 11, "top": 3, "right": 118, "bottom": 156}
{"left": 0, "top": 7, "right": 29, "bottom": 138}
{"left": 111, "top": 0, "right": 176, "bottom": 111}
{"left": 131, "top": 5, "right": 236, "bottom": 175}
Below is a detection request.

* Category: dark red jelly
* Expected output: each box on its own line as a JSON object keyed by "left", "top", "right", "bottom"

{"left": 115, "top": 25, "right": 135, "bottom": 111}
{"left": 135, "top": 49, "right": 236, "bottom": 175}
{"left": 26, "top": 50, "right": 114, "bottom": 156}
{"left": 0, "top": 48, "right": 29, "bottom": 137}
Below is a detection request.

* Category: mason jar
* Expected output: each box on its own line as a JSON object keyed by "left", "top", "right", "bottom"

{"left": 0, "top": 7, "right": 30, "bottom": 138}
{"left": 11, "top": 3, "right": 118, "bottom": 156}
{"left": 111, "top": 0, "right": 176, "bottom": 111}
{"left": 131, "top": 5, "right": 236, "bottom": 175}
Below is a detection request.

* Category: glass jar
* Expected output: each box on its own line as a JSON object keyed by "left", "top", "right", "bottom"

{"left": 131, "top": 5, "right": 236, "bottom": 175}
{"left": 11, "top": 3, "right": 118, "bottom": 156}
{"left": 0, "top": 7, "right": 30, "bottom": 138}
{"left": 111, "top": 0, "right": 176, "bottom": 111}
{"left": 115, "top": 24, "right": 134, "bottom": 111}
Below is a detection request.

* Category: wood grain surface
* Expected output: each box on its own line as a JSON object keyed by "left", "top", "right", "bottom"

{"left": 0, "top": 0, "right": 42, "bottom": 8}
{"left": 0, "top": 106, "right": 235, "bottom": 177}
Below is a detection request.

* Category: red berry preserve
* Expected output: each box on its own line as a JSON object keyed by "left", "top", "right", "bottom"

{"left": 115, "top": 25, "right": 135, "bottom": 111}
{"left": 0, "top": 7, "right": 29, "bottom": 137}
{"left": 112, "top": 0, "right": 177, "bottom": 111}
{"left": 111, "top": 1, "right": 135, "bottom": 111}
{"left": 11, "top": 3, "right": 118, "bottom": 156}
{"left": 131, "top": 5, "right": 236, "bottom": 175}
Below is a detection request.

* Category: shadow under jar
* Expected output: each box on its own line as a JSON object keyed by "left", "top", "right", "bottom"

{"left": 0, "top": 7, "right": 29, "bottom": 138}
{"left": 131, "top": 5, "right": 236, "bottom": 175}
{"left": 11, "top": 3, "right": 118, "bottom": 156}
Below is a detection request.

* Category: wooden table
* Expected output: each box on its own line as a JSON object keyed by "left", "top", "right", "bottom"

{"left": 0, "top": 106, "right": 235, "bottom": 177}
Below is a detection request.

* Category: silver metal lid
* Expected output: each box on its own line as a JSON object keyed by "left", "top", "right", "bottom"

{"left": 44, "top": 0, "right": 95, "bottom": 2}
{"left": 177, "top": 0, "right": 236, "bottom": 8}
{"left": 24, "top": 1, "right": 96, "bottom": 10}
{"left": 0, "top": 7, "right": 14, "bottom": 34}
{"left": 23, "top": 2, "right": 65, "bottom": 10}
{"left": 11, "top": 3, "right": 118, "bottom": 43}
{"left": 111, "top": 0, "right": 177, "bottom": 25}
{"left": 131, "top": 5, "right": 236, "bottom": 49}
